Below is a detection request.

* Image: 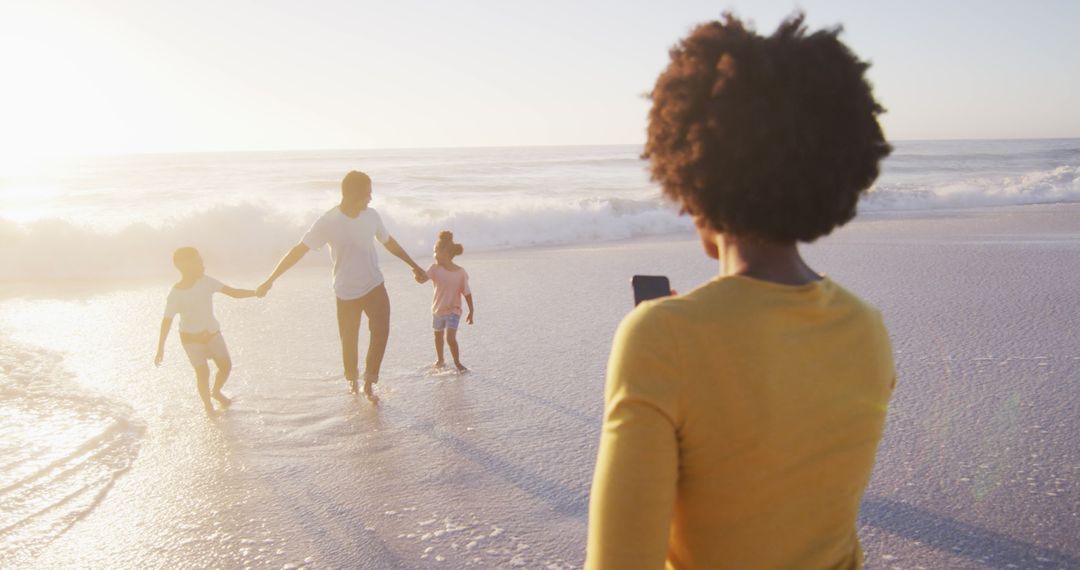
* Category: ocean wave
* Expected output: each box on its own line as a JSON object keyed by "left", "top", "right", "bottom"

{"left": 385, "top": 196, "right": 689, "bottom": 250}
{"left": 2, "top": 163, "right": 1079, "bottom": 282}
{"left": 0, "top": 198, "right": 691, "bottom": 282}
{"left": 886, "top": 147, "right": 1080, "bottom": 164}
{"left": 0, "top": 203, "right": 307, "bottom": 282}
{"left": 865, "top": 165, "right": 1080, "bottom": 211}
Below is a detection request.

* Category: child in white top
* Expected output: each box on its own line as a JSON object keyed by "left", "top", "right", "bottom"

{"left": 155, "top": 247, "right": 258, "bottom": 414}
{"left": 426, "top": 231, "right": 474, "bottom": 371}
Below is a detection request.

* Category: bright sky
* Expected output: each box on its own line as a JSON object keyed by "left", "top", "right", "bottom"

{"left": 1, "top": 0, "right": 1078, "bottom": 158}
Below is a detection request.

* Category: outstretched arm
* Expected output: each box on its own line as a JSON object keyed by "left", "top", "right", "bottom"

{"left": 155, "top": 317, "right": 173, "bottom": 366}
{"left": 221, "top": 285, "right": 257, "bottom": 299}
{"left": 258, "top": 243, "right": 310, "bottom": 296}
{"left": 383, "top": 237, "right": 429, "bottom": 283}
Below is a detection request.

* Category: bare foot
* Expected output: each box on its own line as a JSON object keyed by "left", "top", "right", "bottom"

{"left": 212, "top": 391, "right": 232, "bottom": 407}
{"left": 348, "top": 377, "right": 359, "bottom": 395}
{"left": 455, "top": 362, "right": 468, "bottom": 372}
{"left": 433, "top": 361, "right": 446, "bottom": 369}
{"left": 364, "top": 384, "right": 380, "bottom": 404}
{"left": 203, "top": 402, "right": 216, "bottom": 416}
{"left": 363, "top": 379, "right": 375, "bottom": 398}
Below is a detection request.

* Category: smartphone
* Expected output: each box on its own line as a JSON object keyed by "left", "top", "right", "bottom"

{"left": 631, "top": 275, "right": 671, "bottom": 306}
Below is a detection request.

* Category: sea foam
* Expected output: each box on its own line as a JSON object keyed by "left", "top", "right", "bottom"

{"left": 0, "top": 339, "right": 144, "bottom": 565}
{"left": 2, "top": 142, "right": 1079, "bottom": 282}
{"left": 864, "top": 164, "right": 1080, "bottom": 211}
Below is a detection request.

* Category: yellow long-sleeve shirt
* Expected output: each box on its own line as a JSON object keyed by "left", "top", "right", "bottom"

{"left": 587, "top": 275, "right": 894, "bottom": 569}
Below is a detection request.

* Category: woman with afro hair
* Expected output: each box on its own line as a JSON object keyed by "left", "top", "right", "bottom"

{"left": 587, "top": 13, "right": 895, "bottom": 569}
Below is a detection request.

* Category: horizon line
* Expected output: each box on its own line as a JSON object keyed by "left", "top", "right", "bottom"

{"left": 22, "top": 136, "right": 1080, "bottom": 160}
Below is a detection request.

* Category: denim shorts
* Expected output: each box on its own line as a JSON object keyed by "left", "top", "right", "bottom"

{"left": 432, "top": 313, "right": 461, "bottom": 331}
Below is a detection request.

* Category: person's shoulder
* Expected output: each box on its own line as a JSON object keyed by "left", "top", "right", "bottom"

{"left": 825, "top": 278, "right": 893, "bottom": 366}
{"left": 171, "top": 278, "right": 194, "bottom": 292}
{"left": 824, "top": 278, "right": 884, "bottom": 319}
{"left": 622, "top": 279, "right": 759, "bottom": 337}
{"left": 315, "top": 206, "right": 338, "bottom": 218}
{"left": 312, "top": 206, "right": 341, "bottom": 224}
{"left": 199, "top": 275, "right": 225, "bottom": 291}
{"left": 615, "top": 296, "right": 680, "bottom": 347}
{"left": 635, "top": 280, "right": 724, "bottom": 323}
{"left": 610, "top": 300, "right": 683, "bottom": 391}
{"left": 350, "top": 207, "right": 385, "bottom": 229}
{"left": 304, "top": 208, "right": 336, "bottom": 234}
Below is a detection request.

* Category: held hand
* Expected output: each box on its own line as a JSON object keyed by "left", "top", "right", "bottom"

{"left": 412, "top": 267, "right": 429, "bottom": 284}
{"left": 154, "top": 350, "right": 163, "bottom": 367}
{"left": 256, "top": 281, "right": 272, "bottom": 298}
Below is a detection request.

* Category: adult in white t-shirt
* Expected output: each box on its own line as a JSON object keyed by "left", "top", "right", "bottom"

{"left": 258, "top": 171, "right": 429, "bottom": 396}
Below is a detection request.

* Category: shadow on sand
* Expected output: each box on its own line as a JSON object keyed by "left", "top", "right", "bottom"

{"left": 860, "top": 496, "right": 1080, "bottom": 569}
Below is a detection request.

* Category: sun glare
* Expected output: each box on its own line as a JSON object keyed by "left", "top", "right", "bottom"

{"left": 0, "top": 147, "right": 56, "bottom": 177}
{"left": 0, "top": 151, "right": 63, "bottom": 224}
{"left": 0, "top": 3, "right": 169, "bottom": 163}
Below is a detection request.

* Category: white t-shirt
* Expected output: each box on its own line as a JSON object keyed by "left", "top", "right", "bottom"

{"left": 164, "top": 276, "right": 225, "bottom": 333}
{"left": 302, "top": 207, "right": 391, "bottom": 300}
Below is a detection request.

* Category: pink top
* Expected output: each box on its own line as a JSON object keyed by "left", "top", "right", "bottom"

{"left": 427, "top": 264, "right": 471, "bottom": 316}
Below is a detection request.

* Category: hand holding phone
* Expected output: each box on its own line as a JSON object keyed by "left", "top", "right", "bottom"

{"left": 631, "top": 275, "right": 671, "bottom": 306}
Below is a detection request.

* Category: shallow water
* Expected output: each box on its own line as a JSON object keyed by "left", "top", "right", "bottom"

{"left": 2, "top": 205, "right": 1079, "bottom": 568}
{"left": 0, "top": 342, "right": 143, "bottom": 565}
{"left": 0, "top": 250, "right": 629, "bottom": 568}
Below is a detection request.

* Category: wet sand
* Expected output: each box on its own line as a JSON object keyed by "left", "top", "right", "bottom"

{"left": 2, "top": 203, "right": 1078, "bottom": 568}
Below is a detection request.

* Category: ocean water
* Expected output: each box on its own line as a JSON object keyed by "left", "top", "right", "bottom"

{"left": 2, "top": 140, "right": 1080, "bottom": 568}
{"left": 2, "top": 139, "right": 1079, "bottom": 282}
{"left": 0, "top": 252, "right": 621, "bottom": 568}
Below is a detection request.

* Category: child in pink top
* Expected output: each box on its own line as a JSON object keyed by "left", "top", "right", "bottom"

{"left": 426, "top": 231, "right": 474, "bottom": 371}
